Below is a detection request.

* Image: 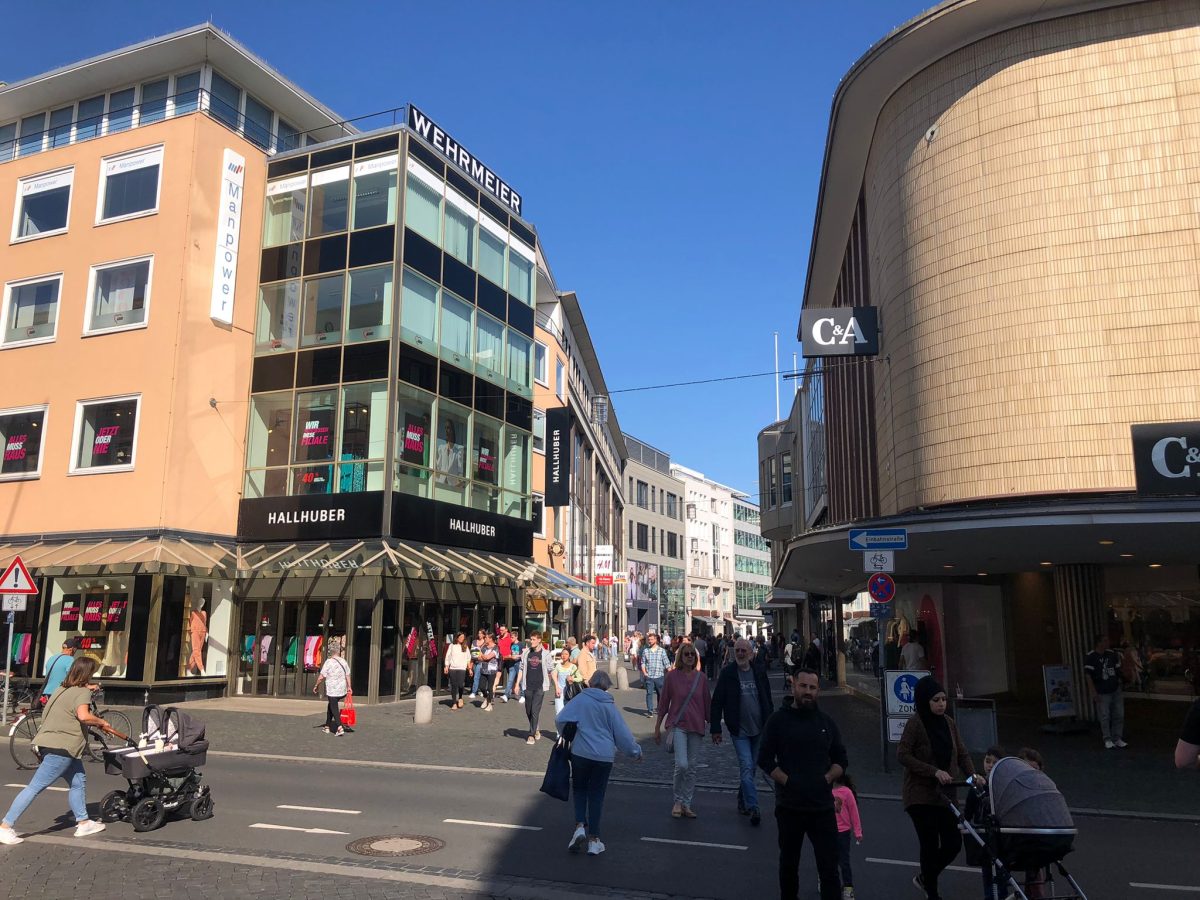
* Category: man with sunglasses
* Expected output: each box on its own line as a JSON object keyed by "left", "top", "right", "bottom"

{"left": 711, "top": 638, "right": 774, "bottom": 825}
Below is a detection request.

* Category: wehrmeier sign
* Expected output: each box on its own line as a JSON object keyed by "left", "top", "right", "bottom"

{"left": 408, "top": 105, "right": 523, "bottom": 217}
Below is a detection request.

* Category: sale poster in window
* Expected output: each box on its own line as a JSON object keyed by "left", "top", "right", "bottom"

{"left": 60, "top": 596, "right": 81, "bottom": 629}
{"left": 103, "top": 595, "right": 129, "bottom": 632}
{"left": 401, "top": 413, "right": 429, "bottom": 466}
{"left": 82, "top": 597, "right": 105, "bottom": 631}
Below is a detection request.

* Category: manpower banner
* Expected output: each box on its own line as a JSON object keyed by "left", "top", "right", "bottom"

{"left": 544, "top": 408, "right": 571, "bottom": 507}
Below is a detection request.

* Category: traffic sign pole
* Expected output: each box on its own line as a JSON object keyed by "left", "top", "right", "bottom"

{"left": 2, "top": 609, "right": 11, "bottom": 726}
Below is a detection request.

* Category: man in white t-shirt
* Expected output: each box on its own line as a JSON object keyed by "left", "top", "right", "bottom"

{"left": 900, "top": 637, "right": 926, "bottom": 670}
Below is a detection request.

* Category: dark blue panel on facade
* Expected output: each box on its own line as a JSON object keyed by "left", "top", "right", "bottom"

{"left": 354, "top": 134, "right": 399, "bottom": 157}
{"left": 474, "top": 378, "right": 505, "bottom": 419}
{"left": 390, "top": 492, "right": 532, "bottom": 557}
{"left": 509, "top": 219, "right": 535, "bottom": 247}
{"left": 439, "top": 362, "right": 473, "bottom": 407}
{"left": 268, "top": 156, "right": 308, "bottom": 178}
{"left": 506, "top": 393, "right": 532, "bottom": 431}
{"left": 348, "top": 226, "right": 395, "bottom": 268}
{"left": 397, "top": 344, "right": 438, "bottom": 391}
{"left": 252, "top": 354, "right": 295, "bottom": 393}
{"left": 479, "top": 195, "right": 508, "bottom": 227}
{"left": 238, "top": 492, "right": 385, "bottom": 542}
{"left": 311, "top": 144, "right": 353, "bottom": 168}
{"left": 507, "top": 296, "right": 534, "bottom": 337}
{"left": 406, "top": 137, "right": 444, "bottom": 174}
{"left": 296, "top": 348, "right": 342, "bottom": 387}
{"left": 477, "top": 278, "right": 507, "bottom": 320}
{"left": 445, "top": 167, "right": 478, "bottom": 202}
{"left": 343, "top": 341, "right": 390, "bottom": 383}
{"left": 260, "top": 244, "right": 302, "bottom": 283}
{"left": 442, "top": 253, "right": 476, "bottom": 302}
{"left": 402, "top": 229, "right": 441, "bottom": 281}
{"left": 303, "top": 234, "right": 347, "bottom": 276}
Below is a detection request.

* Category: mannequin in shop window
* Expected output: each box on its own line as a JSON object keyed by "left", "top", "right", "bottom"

{"left": 187, "top": 599, "right": 208, "bottom": 676}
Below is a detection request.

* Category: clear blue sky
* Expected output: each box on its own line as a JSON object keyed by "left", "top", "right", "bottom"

{"left": 4, "top": 1, "right": 931, "bottom": 497}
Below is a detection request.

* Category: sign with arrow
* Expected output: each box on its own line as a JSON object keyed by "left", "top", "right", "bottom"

{"left": 848, "top": 528, "right": 908, "bottom": 551}
{"left": 0, "top": 557, "right": 37, "bottom": 595}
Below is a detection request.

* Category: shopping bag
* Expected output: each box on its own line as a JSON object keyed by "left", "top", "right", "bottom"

{"left": 540, "top": 738, "right": 572, "bottom": 801}
{"left": 340, "top": 692, "right": 357, "bottom": 727}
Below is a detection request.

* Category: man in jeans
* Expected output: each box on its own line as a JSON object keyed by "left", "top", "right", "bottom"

{"left": 639, "top": 632, "right": 669, "bottom": 717}
{"left": 711, "top": 638, "right": 774, "bottom": 825}
{"left": 1084, "top": 633, "right": 1127, "bottom": 749}
{"left": 497, "top": 625, "right": 518, "bottom": 702}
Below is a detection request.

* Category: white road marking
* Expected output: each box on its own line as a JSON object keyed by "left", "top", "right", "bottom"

{"left": 277, "top": 804, "right": 361, "bottom": 815}
{"left": 442, "top": 818, "right": 541, "bottom": 831}
{"left": 249, "top": 823, "right": 349, "bottom": 835}
{"left": 640, "top": 836, "right": 747, "bottom": 851}
{"left": 5, "top": 783, "right": 67, "bottom": 792}
{"left": 1130, "top": 884, "right": 1200, "bottom": 894}
{"left": 866, "top": 857, "right": 977, "bottom": 874}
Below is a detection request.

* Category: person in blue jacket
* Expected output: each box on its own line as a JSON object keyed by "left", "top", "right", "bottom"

{"left": 555, "top": 670, "right": 642, "bottom": 857}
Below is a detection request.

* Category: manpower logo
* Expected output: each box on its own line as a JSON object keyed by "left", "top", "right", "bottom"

{"left": 210, "top": 149, "right": 246, "bottom": 325}
{"left": 227, "top": 160, "right": 244, "bottom": 175}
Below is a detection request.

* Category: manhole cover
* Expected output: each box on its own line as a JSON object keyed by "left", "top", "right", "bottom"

{"left": 346, "top": 834, "right": 445, "bottom": 858}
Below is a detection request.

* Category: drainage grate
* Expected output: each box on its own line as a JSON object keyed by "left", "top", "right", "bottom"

{"left": 346, "top": 834, "right": 445, "bottom": 858}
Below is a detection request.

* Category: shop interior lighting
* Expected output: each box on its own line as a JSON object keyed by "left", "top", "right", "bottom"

{"left": 1040, "top": 561, "right": 1053, "bottom": 567}
{"left": 1119, "top": 553, "right": 1134, "bottom": 558}
{"left": 942, "top": 564, "right": 954, "bottom": 570}
{"left": 1149, "top": 563, "right": 1163, "bottom": 568}
{"left": 1098, "top": 539, "right": 1115, "bottom": 545}
{"left": 977, "top": 572, "right": 988, "bottom": 576}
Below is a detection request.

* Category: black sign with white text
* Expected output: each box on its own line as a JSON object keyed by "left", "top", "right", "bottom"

{"left": 1132, "top": 422, "right": 1200, "bottom": 496}
{"left": 800, "top": 307, "right": 880, "bottom": 357}
{"left": 544, "top": 407, "right": 571, "bottom": 508}
{"left": 391, "top": 493, "right": 533, "bottom": 557}
{"left": 238, "top": 492, "right": 385, "bottom": 542}
{"left": 408, "top": 105, "right": 523, "bottom": 217}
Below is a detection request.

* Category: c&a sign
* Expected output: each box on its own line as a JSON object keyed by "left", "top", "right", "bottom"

{"left": 800, "top": 307, "right": 879, "bottom": 357}
{"left": 1132, "top": 422, "right": 1200, "bottom": 496}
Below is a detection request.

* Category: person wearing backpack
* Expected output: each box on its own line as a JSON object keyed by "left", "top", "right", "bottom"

{"left": 514, "top": 632, "right": 555, "bottom": 743}
{"left": 654, "top": 643, "right": 711, "bottom": 819}
{"left": 40, "top": 636, "right": 81, "bottom": 704}
{"left": 313, "top": 640, "right": 350, "bottom": 735}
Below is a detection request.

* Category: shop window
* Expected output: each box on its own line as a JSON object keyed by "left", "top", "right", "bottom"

{"left": 0, "top": 405, "right": 47, "bottom": 480}
{"left": 174, "top": 72, "right": 202, "bottom": 116}
{"left": 156, "top": 578, "right": 233, "bottom": 680}
{"left": 300, "top": 272, "right": 344, "bottom": 347}
{"left": 395, "top": 382, "right": 435, "bottom": 498}
{"left": 439, "top": 290, "right": 473, "bottom": 368}
{"left": 534, "top": 341, "right": 548, "bottom": 386}
{"left": 478, "top": 215, "right": 507, "bottom": 288}
{"left": 263, "top": 174, "right": 307, "bottom": 247}
{"left": 474, "top": 310, "right": 505, "bottom": 384}
{"left": 209, "top": 71, "right": 242, "bottom": 130}
{"left": 400, "top": 268, "right": 438, "bottom": 350}
{"left": 3, "top": 274, "right": 61, "bottom": 345}
{"left": 294, "top": 389, "right": 338, "bottom": 470}
{"left": 502, "top": 427, "right": 530, "bottom": 519}
{"left": 434, "top": 400, "right": 470, "bottom": 505}
{"left": 471, "top": 413, "right": 501, "bottom": 512}
{"left": 98, "top": 146, "right": 162, "bottom": 222}
{"left": 339, "top": 381, "right": 387, "bottom": 492}
{"left": 47, "top": 579, "right": 133, "bottom": 679}
{"left": 405, "top": 159, "right": 442, "bottom": 245}
{"left": 86, "top": 257, "right": 152, "bottom": 333}
{"left": 508, "top": 239, "right": 534, "bottom": 305}
{"left": 75, "top": 96, "right": 105, "bottom": 141}
{"left": 245, "top": 391, "right": 292, "bottom": 492}
{"left": 346, "top": 265, "right": 392, "bottom": 344}
{"left": 140, "top": 78, "right": 169, "bottom": 125}
{"left": 443, "top": 189, "right": 475, "bottom": 266}
{"left": 255, "top": 281, "right": 301, "bottom": 354}
{"left": 308, "top": 165, "right": 350, "bottom": 237}
{"left": 532, "top": 408, "right": 546, "bottom": 453}
{"left": 351, "top": 154, "right": 398, "bottom": 230}
{"left": 107, "top": 88, "right": 135, "bottom": 134}
{"left": 244, "top": 93, "right": 273, "bottom": 150}
{"left": 13, "top": 168, "right": 72, "bottom": 240}
{"left": 506, "top": 330, "right": 532, "bottom": 396}
{"left": 72, "top": 396, "right": 139, "bottom": 473}
{"left": 244, "top": 468, "right": 289, "bottom": 499}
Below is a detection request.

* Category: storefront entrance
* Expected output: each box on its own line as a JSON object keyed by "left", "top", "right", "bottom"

{"left": 236, "top": 597, "right": 350, "bottom": 699}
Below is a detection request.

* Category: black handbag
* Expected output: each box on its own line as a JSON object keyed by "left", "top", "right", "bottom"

{"left": 539, "top": 722, "right": 576, "bottom": 801}
{"left": 564, "top": 680, "right": 583, "bottom": 702}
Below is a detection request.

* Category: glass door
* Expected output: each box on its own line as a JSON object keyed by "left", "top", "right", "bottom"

{"left": 237, "top": 601, "right": 258, "bottom": 695}
{"left": 301, "top": 601, "right": 326, "bottom": 695}
{"left": 256, "top": 601, "right": 280, "bottom": 696}
{"left": 278, "top": 602, "right": 301, "bottom": 696}
{"left": 380, "top": 599, "right": 399, "bottom": 699}
{"left": 402, "top": 601, "right": 423, "bottom": 694}
{"left": 351, "top": 599, "right": 373, "bottom": 697}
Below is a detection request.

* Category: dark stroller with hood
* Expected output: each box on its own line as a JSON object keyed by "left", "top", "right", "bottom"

{"left": 100, "top": 705, "right": 213, "bottom": 832}
{"left": 950, "top": 756, "right": 1087, "bottom": 900}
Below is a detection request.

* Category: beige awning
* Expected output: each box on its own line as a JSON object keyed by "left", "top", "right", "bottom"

{"left": 0, "top": 536, "right": 236, "bottom": 577}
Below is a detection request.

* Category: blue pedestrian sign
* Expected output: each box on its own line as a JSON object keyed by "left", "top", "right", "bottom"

{"left": 849, "top": 528, "right": 908, "bottom": 551}
{"left": 885, "top": 669, "right": 930, "bottom": 716}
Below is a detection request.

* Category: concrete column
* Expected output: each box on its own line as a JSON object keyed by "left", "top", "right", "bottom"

{"left": 1052, "top": 564, "right": 1106, "bottom": 721}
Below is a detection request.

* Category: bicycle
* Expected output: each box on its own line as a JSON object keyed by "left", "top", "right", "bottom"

{"left": 9, "top": 687, "right": 133, "bottom": 770}
{"left": 1, "top": 679, "right": 35, "bottom": 720}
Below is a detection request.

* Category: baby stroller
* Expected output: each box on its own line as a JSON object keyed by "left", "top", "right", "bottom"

{"left": 949, "top": 757, "right": 1088, "bottom": 900}
{"left": 100, "top": 705, "right": 213, "bottom": 832}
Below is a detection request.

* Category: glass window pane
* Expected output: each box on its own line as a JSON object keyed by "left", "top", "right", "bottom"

{"left": 532, "top": 409, "right": 545, "bottom": 453}
{"left": 300, "top": 273, "right": 344, "bottom": 347}
{"left": 400, "top": 268, "right": 437, "bottom": 349}
{"left": 90, "top": 260, "right": 150, "bottom": 331}
{"left": 404, "top": 167, "right": 441, "bottom": 244}
{"left": 502, "top": 428, "right": 529, "bottom": 518}
{"left": 352, "top": 156, "right": 398, "bottom": 230}
{"left": 173, "top": 72, "right": 201, "bottom": 115}
{"left": 439, "top": 290, "right": 472, "bottom": 367}
{"left": 255, "top": 281, "right": 300, "bottom": 354}
{"left": 308, "top": 166, "right": 349, "bottom": 236}
{"left": 0, "top": 408, "right": 46, "bottom": 478}
{"left": 293, "top": 464, "right": 333, "bottom": 495}
{"left": 17, "top": 177, "right": 71, "bottom": 237}
{"left": 246, "top": 392, "right": 292, "bottom": 469}
{"left": 294, "top": 389, "right": 338, "bottom": 464}
{"left": 276, "top": 119, "right": 300, "bottom": 153}
{"left": 346, "top": 265, "right": 392, "bottom": 344}
{"left": 108, "top": 89, "right": 135, "bottom": 134}
{"left": 263, "top": 175, "right": 307, "bottom": 246}
{"left": 339, "top": 382, "right": 387, "bottom": 492}
{"left": 75, "top": 399, "right": 137, "bottom": 469}
{"left": 48, "top": 107, "right": 73, "bottom": 148}
{"left": 474, "top": 311, "right": 504, "bottom": 383}
{"left": 76, "top": 96, "right": 105, "bottom": 141}
{"left": 433, "top": 400, "right": 469, "bottom": 505}
{"left": 18, "top": 114, "right": 45, "bottom": 156}
{"left": 534, "top": 342, "right": 547, "bottom": 384}
{"left": 244, "top": 468, "right": 289, "bottom": 499}
{"left": 444, "top": 197, "right": 475, "bottom": 266}
{"left": 395, "top": 383, "right": 434, "bottom": 498}
{"left": 5, "top": 278, "right": 60, "bottom": 344}
{"left": 478, "top": 226, "right": 506, "bottom": 287}
{"left": 244, "top": 94, "right": 272, "bottom": 150}
{"left": 506, "top": 330, "right": 531, "bottom": 393}
{"left": 102, "top": 150, "right": 161, "bottom": 220}
{"left": 508, "top": 245, "right": 533, "bottom": 305}
{"left": 140, "top": 79, "right": 169, "bottom": 125}
{"left": 471, "top": 414, "right": 501, "bottom": 512}
{"left": 0, "top": 124, "right": 16, "bottom": 163}
{"left": 210, "top": 72, "right": 241, "bottom": 130}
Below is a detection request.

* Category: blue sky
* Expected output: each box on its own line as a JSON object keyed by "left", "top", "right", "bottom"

{"left": 4, "top": 1, "right": 931, "bottom": 497}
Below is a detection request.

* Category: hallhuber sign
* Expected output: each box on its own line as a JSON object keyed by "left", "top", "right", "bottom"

{"left": 408, "top": 105, "right": 523, "bottom": 217}
{"left": 1132, "top": 421, "right": 1200, "bottom": 496}
{"left": 544, "top": 408, "right": 571, "bottom": 507}
{"left": 800, "top": 307, "right": 879, "bottom": 357}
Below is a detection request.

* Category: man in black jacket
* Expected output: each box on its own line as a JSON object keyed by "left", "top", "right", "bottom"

{"left": 711, "top": 638, "right": 774, "bottom": 825}
{"left": 757, "top": 668, "right": 847, "bottom": 900}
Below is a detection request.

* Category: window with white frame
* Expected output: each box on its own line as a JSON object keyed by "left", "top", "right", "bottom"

{"left": 13, "top": 168, "right": 73, "bottom": 240}
{"left": 72, "top": 396, "right": 139, "bottom": 472}
{"left": 86, "top": 257, "right": 152, "bottom": 333}
{"left": 534, "top": 341, "right": 548, "bottom": 385}
{"left": 0, "top": 405, "right": 48, "bottom": 480}
{"left": 532, "top": 408, "right": 546, "bottom": 453}
{"left": 98, "top": 146, "right": 162, "bottom": 222}
{"left": 3, "top": 273, "right": 62, "bottom": 346}
{"left": 532, "top": 493, "right": 544, "bottom": 538}
{"left": 555, "top": 359, "right": 565, "bottom": 400}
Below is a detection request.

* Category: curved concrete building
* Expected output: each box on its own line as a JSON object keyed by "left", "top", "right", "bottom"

{"left": 764, "top": 0, "right": 1200, "bottom": 716}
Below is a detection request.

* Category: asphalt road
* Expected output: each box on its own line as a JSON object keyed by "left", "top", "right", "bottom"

{"left": 0, "top": 751, "right": 1196, "bottom": 899}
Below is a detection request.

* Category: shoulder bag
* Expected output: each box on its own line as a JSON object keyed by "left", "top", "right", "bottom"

{"left": 539, "top": 721, "right": 577, "bottom": 801}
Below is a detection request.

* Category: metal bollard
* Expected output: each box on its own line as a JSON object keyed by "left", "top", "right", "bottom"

{"left": 414, "top": 685, "right": 434, "bottom": 724}
{"left": 616, "top": 666, "right": 629, "bottom": 690}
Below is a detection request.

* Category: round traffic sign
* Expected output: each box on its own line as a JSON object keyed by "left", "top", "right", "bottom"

{"left": 868, "top": 572, "right": 895, "bottom": 603}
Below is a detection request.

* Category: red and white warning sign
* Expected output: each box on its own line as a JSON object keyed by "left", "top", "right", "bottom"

{"left": 0, "top": 556, "right": 37, "bottom": 595}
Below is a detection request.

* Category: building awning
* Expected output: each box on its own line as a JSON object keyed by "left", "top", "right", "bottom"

{"left": 763, "top": 588, "right": 807, "bottom": 608}
{"left": 0, "top": 536, "right": 236, "bottom": 577}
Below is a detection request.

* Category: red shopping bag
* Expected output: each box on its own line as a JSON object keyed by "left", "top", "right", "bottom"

{"left": 340, "top": 692, "right": 357, "bottom": 727}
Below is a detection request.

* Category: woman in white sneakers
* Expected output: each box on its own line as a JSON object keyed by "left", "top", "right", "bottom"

{"left": 443, "top": 631, "right": 472, "bottom": 709}
{"left": 314, "top": 640, "right": 351, "bottom": 735}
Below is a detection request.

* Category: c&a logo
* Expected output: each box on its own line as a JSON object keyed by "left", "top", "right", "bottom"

{"left": 1132, "top": 422, "right": 1200, "bottom": 496}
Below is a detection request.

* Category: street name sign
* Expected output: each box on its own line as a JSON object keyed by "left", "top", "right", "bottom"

{"left": 848, "top": 528, "right": 908, "bottom": 551}
{"left": 863, "top": 550, "right": 895, "bottom": 573}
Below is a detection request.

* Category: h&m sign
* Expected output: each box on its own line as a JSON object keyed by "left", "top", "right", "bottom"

{"left": 408, "top": 105, "right": 523, "bottom": 217}
{"left": 1132, "top": 422, "right": 1200, "bottom": 496}
{"left": 800, "top": 307, "right": 879, "bottom": 357}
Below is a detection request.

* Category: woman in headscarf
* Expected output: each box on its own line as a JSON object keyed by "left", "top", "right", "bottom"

{"left": 897, "top": 676, "right": 976, "bottom": 900}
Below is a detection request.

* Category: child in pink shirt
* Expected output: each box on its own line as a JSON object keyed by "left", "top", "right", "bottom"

{"left": 832, "top": 772, "right": 863, "bottom": 898}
